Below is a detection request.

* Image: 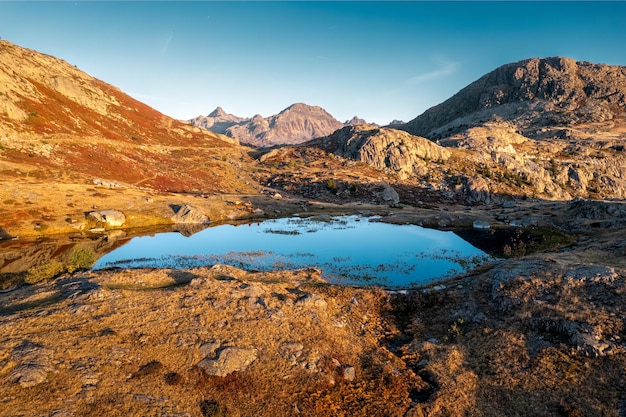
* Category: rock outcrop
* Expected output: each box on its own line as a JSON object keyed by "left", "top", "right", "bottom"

{"left": 87, "top": 210, "right": 126, "bottom": 228}
{"left": 398, "top": 57, "right": 626, "bottom": 139}
{"left": 170, "top": 204, "right": 210, "bottom": 225}
{"left": 320, "top": 125, "right": 451, "bottom": 180}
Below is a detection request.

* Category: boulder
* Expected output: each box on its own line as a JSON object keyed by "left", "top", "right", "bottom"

{"left": 170, "top": 204, "right": 210, "bottom": 224}
{"left": 87, "top": 209, "right": 126, "bottom": 227}
{"left": 375, "top": 182, "right": 400, "bottom": 205}
{"left": 473, "top": 220, "right": 490, "bottom": 231}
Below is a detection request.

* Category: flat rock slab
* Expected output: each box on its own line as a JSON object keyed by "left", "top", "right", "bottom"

{"left": 197, "top": 347, "right": 258, "bottom": 377}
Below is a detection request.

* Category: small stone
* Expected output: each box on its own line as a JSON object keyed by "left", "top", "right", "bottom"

{"left": 472, "top": 220, "right": 490, "bottom": 231}
{"left": 199, "top": 341, "right": 221, "bottom": 358}
{"left": 296, "top": 293, "right": 328, "bottom": 309}
{"left": 10, "top": 365, "right": 48, "bottom": 388}
{"left": 273, "top": 193, "right": 282, "bottom": 199}
{"left": 197, "top": 347, "right": 258, "bottom": 377}
{"left": 342, "top": 366, "right": 356, "bottom": 382}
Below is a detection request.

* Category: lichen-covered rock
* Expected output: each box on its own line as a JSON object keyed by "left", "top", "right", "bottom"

{"left": 197, "top": 347, "right": 258, "bottom": 377}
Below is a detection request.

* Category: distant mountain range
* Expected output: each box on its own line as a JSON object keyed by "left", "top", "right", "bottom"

{"left": 189, "top": 105, "right": 377, "bottom": 147}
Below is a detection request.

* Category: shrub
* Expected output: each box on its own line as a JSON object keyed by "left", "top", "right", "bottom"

{"left": 24, "top": 260, "right": 64, "bottom": 284}
{"left": 326, "top": 179, "right": 338, "bottom": 194}
{"left": 66, "top": 246, "right": 96, "bottom": 273}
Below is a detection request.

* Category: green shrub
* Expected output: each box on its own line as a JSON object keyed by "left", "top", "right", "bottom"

{"left": 66, "top": 246, "right": 96, "bottom": 273}
{"left": 24, "top": 259, "right": 64, "bottom": 284}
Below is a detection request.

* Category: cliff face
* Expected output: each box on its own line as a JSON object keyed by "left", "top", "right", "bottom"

{"left": 190, "top": 103, "right": 344, "bottom": 147}
{"left": 398, "top": 57, "right": 626, "bottom": 139}
{"left": 318, "top": 125, "right": 450, "bottom": 180}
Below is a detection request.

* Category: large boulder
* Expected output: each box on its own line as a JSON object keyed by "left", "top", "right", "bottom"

{"left": 170, "top": 204, "right": 210, "bottom": 225}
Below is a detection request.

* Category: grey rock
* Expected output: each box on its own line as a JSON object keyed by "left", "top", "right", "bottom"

{"left": 326, "top": 125, "right": 450, "bottom": 181}
{"left": 197, "top": 347, "right": 258, "bottom": 377}
{"left": 8, "top": 341, "right": 54, "bottom": 388}
{"left": 375, "top": 182, "right": 400, "bottom": 204}
{"left": 170, "top": 204, "right": 210, "bottom": 224}
{"left": 473, "top": 220, "right": 490, "bottom": 230}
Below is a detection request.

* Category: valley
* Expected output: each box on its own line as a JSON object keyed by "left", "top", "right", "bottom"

{"left": 0, "top": 41, "right": 625, "bottom": 416}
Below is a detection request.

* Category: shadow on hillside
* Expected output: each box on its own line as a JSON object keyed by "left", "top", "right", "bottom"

{"left": 0, "top": 227, "right": 12, "bottom": 240}
{"left": 384, "top": 255, "right": 626, "bottom": 416}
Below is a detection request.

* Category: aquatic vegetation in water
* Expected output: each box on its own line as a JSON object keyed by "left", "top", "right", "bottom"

{"left": 95, "top": 216, "right": 492, "bottom": 288}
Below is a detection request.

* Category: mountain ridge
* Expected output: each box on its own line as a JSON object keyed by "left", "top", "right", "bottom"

{"left": 189, "top": 103, "right": 345, "bottom": 147}
{"left": 397, "top": 56, "right": 626, "bottom": 139}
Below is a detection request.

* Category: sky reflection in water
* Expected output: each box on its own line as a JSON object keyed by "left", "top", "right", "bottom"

{"left": 94, "top": 216, "right": 490, "bottom": 288}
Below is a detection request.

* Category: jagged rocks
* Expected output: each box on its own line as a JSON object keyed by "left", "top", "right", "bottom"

{"left": 197, "top": 347, "right": 258, "bottom": 377}
{"left": 192, "top": 103, "right": 344, "bottom": 147}
{"left": 328, "top": 125, "right": 450, "bottom": 180}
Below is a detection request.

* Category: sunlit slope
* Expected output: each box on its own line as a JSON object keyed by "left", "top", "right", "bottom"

{"left": 0, "top": 40, "right": 254, "bottom": 194}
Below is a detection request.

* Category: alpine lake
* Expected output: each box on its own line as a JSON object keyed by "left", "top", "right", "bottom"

{"left": 92, "top": 215, "right": 492, "bottom": 289}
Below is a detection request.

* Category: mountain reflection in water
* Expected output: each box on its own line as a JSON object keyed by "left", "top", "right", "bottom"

{"left": 94, "top": 216, "right": 491, "bottom": 288}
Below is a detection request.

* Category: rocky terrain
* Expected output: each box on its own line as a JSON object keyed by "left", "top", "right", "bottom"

{"left": 0, "top": 42, "right": 625, "bottom": 416}
{"left": 189, "top": 103, "right": 344, "bottom": 148}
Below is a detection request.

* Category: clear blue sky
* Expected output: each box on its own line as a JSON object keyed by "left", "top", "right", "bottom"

{"left": 2, "top": 1, "right": 625, "bottom": 125}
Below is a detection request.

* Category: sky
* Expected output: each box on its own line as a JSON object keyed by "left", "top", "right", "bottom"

{"left": 1, "top": 1, "right": 626, "bottom": 125}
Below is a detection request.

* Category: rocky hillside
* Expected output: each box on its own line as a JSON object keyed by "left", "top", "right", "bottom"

{"left": 321, "top": 57, "right": 626, "bottom": 203}
{"left": 398, "top": 57, "right": 626, "bottom": 139}
{"left": 0, "top": 40, "right": 253, "bottom": 196}
{"left": 190, "top": 103, "right": 344, "bottom": 147}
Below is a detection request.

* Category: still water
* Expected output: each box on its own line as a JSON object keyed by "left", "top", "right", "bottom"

{"left": 95, "top": 215, "right": 491, "bottom": 288}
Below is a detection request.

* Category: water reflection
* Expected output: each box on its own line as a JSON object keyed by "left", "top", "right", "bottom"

{"left": 1, "top": 216, "right": 494, "bottom": 289}
{"left": 94, "top": 216, "right": 491, "bottom": 288}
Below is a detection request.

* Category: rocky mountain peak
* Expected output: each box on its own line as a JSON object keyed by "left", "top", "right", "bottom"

{"left": 345, "top": 116, "right": 368, "bottom": 125}
{"left": 208, "top": 106, "right": 228, "bottom": 117}
{"left": 398, "top": 56, "right": 626, "bottom": 139}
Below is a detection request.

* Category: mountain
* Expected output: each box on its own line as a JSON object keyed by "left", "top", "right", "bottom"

{"left": 190, "top": 103, "right": 344, "bottom": 147}
{"left": 344, "top": 116, "right": 369, "bottom": 125}
{"left": 0, "top": 40, "right": 254, "bottom": 196}
{"left": 188, "top": 107, "right": 246, "bottom": 134}
{"left": 265, "top": 57, "right": 626, "bottom": 204}
{"left": 397, "top": 57, "right": 626, "bottom": 139}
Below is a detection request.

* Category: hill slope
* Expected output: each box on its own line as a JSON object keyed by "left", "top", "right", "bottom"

{"left": 0, "top": 40, "right": 251, "bottom": 194}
